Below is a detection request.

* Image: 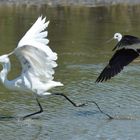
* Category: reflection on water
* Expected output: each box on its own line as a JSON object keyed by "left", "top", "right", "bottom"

{"left": 1, "top": 4, "right": 140, "bottom": 140}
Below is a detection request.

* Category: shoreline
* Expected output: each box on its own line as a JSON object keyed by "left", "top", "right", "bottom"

{"left": 0, "top": 0, "right": 140, "bottom": 7}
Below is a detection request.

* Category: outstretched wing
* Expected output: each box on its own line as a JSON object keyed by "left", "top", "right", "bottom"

{"left": 15, "top": 45, "right": 57, "bottom": 82}
{"left": 14, "top": 16, "right": 58, "bottom": 83}
{"left": 96, "top": 48, "right": 140, "bottom": 82}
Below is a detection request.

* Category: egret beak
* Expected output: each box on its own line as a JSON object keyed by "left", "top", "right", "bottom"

{"left": 7, "top": 51, "right": 14, "bottom": 56}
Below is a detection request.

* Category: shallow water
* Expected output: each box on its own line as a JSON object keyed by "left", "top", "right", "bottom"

{"left": 1, "top": 4, "right": 140, "bottom": 140}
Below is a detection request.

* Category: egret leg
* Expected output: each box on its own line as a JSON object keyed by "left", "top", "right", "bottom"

{"left": 23, "top": 97, "right": 43, "bottom": 119}
{"left": 53, "top": 93, "right": 86, "bottom": 107}
{"left": 53, "top": 93, "right": 113, "bottom": 119}
{"left": 86, "top": 101, "right": 113, "bottom": 119}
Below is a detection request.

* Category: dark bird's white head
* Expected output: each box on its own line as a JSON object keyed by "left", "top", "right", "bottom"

{"left": 114, "top": 33, "right": 122, "bottom": 42}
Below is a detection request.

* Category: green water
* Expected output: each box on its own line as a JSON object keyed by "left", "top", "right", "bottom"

{"left": 0, "top": 4, "right": 140, "bottom": 140}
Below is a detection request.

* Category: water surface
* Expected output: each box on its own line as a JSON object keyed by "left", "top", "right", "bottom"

{"left": 0, "top": 4, "right": 140, "bottom": 140}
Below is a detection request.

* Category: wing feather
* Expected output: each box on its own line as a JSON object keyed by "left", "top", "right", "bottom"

{"left": 13, "top": 16, "right": 60, "bottom": 84}
{"left": 96, "top": 48, "right": 139, "bottom": 82}
{"left": 15, "top": 45, "right": 57, "bottom": 82}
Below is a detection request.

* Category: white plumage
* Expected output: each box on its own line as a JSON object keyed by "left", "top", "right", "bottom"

{"left": 0, "top": 16, "right": 63, "bottom": 96}
{"left": 0, "top": 16, "right": 63, "bottom": 119}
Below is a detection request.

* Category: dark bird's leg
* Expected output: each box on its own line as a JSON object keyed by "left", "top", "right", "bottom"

{"left": 23, "top": 97, "right": 43, "bottom": 119}
{"left": 53, "top": 93, "right": 113, "bottom": 119}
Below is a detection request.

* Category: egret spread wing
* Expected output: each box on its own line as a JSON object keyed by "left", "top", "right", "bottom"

{"left": 18, "top": 16, "right": 49, "bottom": 47}
{"left": 96, "top": 48, "right": 139, "bottom": 82}
{"left": 14, "top": 16, "right": 59, "bottom": 83}
{"left": 17, "top": 16, "right": 57, "bottom": 60}
{"left": 15, "top": 45, "right": 57, "bottom": 82}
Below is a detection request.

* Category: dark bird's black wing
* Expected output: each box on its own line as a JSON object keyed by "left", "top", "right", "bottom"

{"left": 113, "top": 35, "right": 140, "bottom": 51}
{"left": 96, "top": 48, "right": 140, "bottom": 83}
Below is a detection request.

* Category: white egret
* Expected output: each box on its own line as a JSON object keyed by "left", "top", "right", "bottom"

{"left": 0, "top": 16, "right": 113, "bottom": 119}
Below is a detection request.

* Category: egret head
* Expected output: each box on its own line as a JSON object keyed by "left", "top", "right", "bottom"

{"left": 0, "top": 54, "right": 10, "bottom": 64}
{"left": 0, "top": 52, "right": 13, "bottom": 65}
{"left": 0, "top": 54, "right": 11, "bottom": 83}
{"left": 0, "top": 54, "right": 11, "bottom": 72}
{"left": 114, "top": 33, "right": 122, "bottom": 42}
{"left": 0, "top": 54, "right": 9, "bottom": 64}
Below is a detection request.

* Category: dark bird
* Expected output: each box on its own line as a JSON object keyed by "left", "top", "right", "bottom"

{"left": 96, "top": 33, "right": 140, "bottom": 83}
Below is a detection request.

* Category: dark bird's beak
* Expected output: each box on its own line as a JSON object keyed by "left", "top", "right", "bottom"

{"left": 105, "top": 37, "right": 114, "bottom": 44}
{"left": 105, "top": 37, "right": 117, "bottom": 51}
